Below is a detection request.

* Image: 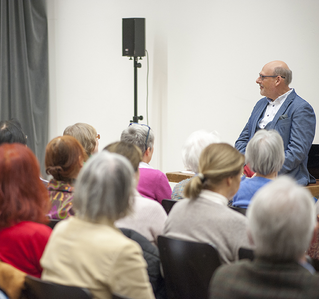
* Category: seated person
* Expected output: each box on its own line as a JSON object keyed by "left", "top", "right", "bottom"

{"left": 105, "top": 141, "right": 167, "bottom": 246}
{"left": 172, "top": 130, "right": 220, "bottom": 200}
{"left": 0, "top": 144, "right": 52, "bottom": 278}
{"left": 164, "top": 143, "right": 251, "bottom": 264}
{"left": 0, "top": 119, "right": 27, "bottom": 145}
{"left": 210, "top": 176, "right": 319, "bottom": 299}
{"left": 232, "top": 130, "right": 285, "bottom": 208}
{"left": 0, "top": 261, "right": 26, "bottom": 299}
{"left": 121, "top": 123, "right": 171, "bottom": 204}
{"left": 307, "top": 200, "right": 319, "bottom": 261}
{"left": 41, "top": 151, "right": 155, "bottom": 299}
{"left": 45, "top": 136, "right": 87, "bottom": 220}
{"left": 63, "top": 122, "right": 99, "bottom": 159}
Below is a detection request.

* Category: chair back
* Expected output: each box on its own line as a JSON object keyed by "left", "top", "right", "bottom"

{"left": 158, "top": 235, "right": 221, "bottom": 299}
{"left": 229, "top": 205, "right": 247, "bottom": 216}
{"left": 308, "top": 144, "right": 319, "bottom": 182}
{"left": 112, "top": 295, "right": 132, "bottom": 299}
{"left": 238, "top": 247, "right": 254, "bottom": 261}
{"left": 161, "top": 199, "right": 178, "bottom": 215}
{"left": 23, "top": 275, "right": 92, "bottom": 299}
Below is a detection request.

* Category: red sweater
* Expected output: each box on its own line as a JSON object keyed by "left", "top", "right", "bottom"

{"left": 0, "top": 221, "right": 52, "bottom": 277}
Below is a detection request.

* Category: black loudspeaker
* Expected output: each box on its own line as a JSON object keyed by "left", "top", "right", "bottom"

{"left": 122, "top": 18, "right": 145, "bottom": 57}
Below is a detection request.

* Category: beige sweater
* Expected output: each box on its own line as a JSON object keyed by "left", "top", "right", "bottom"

{"left": 164, "top": 190, "right": 252, "bottom": 264}
{"left": 41, "top": 217, "right": 155, "bottom": 299}
{"left": 115, "top": 191, "right": 167, "bottom": 246}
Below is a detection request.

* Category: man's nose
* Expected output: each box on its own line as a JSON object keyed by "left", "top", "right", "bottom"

{"left": 256, "top": 76, "right": 261, "bottom": 84}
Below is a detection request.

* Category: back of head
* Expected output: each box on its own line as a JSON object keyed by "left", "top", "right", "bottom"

{"left": 182, "top": 130, "right": 220, "bottom": 173}
{"left": 184, "top": 143, "right": 244, "bottom": 199}
{"left": 0, "top": 119, "right": 27, "bottom": 145}
{"left": 63, "top": 123, "right": 97, "bottom": 158}
{"left": 274, "top": 66, "right": 292, "bottom": 86}
{"left": 45, "top": 135, "right": 87, "bottom": 182}
{"left": 73, "top": 151, "right": 135, "bottom": 223}
{"left": 0, "top": 143, "right": 50, "bottom": 228}
{"left": 246, "top": 130, "right": 285, "bottom": 175}
{"left": 120, "top": 123, "right": 154, "bottom": 155}
{"left": 247, "top": 176, "right": 316, "bottom": 262}
{"left": 104, "top": 141, "right": 142, "bottom": 172}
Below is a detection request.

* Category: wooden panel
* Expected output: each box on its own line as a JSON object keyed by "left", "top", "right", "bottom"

{"left": 167, "top": 172, "right": 319, "bottom": 198}
{"left": 306, "top": 180, "right": 319, "bottom": 198}
{"left": 166, "top": 172, "right": 194, "bottom": 183}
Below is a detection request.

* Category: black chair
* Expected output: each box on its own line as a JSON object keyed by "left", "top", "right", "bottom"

{"left": 47, "top": 219, "right": 61, "bottom": 229}
{"left": 238, "top": 247, "right": 254, "bottom": 261}
{"left": 23, "top": 275, "right": 92, "bottom": 299}
{"left": 112, "top": 294, "right": 132, "bottom": 299}
{"left": 229, "top": 205, "right": 247, "bottom": 216}
{"left": 161, "top": 199, "right": 178, "bottom": 215}
{"left": 307, "top": 144, "right": 319, "bottom": 181}
{"left": 158, "top": 235, "right": 221, "bottom": 299}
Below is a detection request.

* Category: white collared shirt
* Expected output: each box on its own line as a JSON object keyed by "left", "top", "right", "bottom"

{"left": 258, "top": 89, "right": 293, "bottom": 129}
{"left": 139, "top": 161, "right": 153, "bottom": 169}
{"left": 200, "top": 189, "right": 228, "bottom": 206}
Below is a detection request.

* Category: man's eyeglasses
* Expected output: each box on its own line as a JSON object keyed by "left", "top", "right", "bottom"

{"left": 96, "top": 134, "right": 100, "bottom": 140}
{"left": 129, "top": 123, "right": 151, "bottom": 151}
{"left": 259, "top": 74, "right": 286, "bottom": 80}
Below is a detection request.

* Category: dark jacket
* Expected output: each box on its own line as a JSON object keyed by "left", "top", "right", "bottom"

{"left": 120, "top": 228, "right": 167, "bottom": 299}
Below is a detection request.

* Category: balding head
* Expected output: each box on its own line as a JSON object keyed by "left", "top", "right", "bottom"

{"left": 256, "top": 60, "right": 292, "bottom": 100}
{"left": 265, "top": 60, "right": 292, "bottom": 86}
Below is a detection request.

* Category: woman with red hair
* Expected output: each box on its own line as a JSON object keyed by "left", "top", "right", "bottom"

{"left": 0, "top": 143, "right": 52, "bottom": 278}
{"left": 45, "top": 136, "right": 87, "bottom": 219}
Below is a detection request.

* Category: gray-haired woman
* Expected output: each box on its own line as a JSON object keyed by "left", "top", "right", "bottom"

{"left": 41, "top": 151, "right": 155, "bottom": 299}
{"left": 232, "top": 129, "right": 285, "bottom": 209}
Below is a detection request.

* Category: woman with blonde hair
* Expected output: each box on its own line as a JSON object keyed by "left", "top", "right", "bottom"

{"left": 164, "top": 143, "right": 252, "bottom": 264}
{"left": 63, "top": 122, "right": 99, "bottom": 159}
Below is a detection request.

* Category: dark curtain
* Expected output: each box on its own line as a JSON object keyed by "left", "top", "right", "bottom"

{"left": 0, "top": 0, "right": 48, "bottom": 177}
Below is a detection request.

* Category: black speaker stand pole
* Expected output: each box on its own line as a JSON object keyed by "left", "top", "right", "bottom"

{"left": 131, "top": 56, "right": 143, "bottom": 123}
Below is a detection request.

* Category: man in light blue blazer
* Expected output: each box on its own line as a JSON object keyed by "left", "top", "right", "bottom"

{"left": 235, "top": 61, "right": 316, "bottom": 186}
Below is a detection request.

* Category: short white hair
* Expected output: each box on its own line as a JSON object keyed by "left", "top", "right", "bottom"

{"left": 247, "top": 176, "right": 316, "bottom": 261}
{"left": 73, "top": 151, "right": 135, "bottom": 223}
{"left": 245, "top": 130, "right": 285, "bottom": 175}
{"left": 182, "top": 130, "right": 220, "bottom": 173}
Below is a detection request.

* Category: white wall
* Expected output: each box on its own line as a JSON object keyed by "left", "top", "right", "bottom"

{"left": 47, "top": 0, "right": 319, "bottom": 173}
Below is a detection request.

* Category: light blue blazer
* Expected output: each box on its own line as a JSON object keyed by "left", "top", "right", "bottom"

{"left": 235, "top": 89, "right": 316, "bottom": 185}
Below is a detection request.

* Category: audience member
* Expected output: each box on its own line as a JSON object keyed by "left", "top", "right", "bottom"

{"left": 121, "top": 123, "right": 171, "bottom": 204}
{"left": 0, "top": 144, "right": 51, "bottom": 278}
{"left": 232, "top": 130, "right": 285, "bottom": 208}
{"left": 307, "top": 200, "right": 319, "bottom": 261}
{"left": 0, "top": 119, "right": 27, "bottom": 145}
{"left": 63, "top": 122, "right": 99, "bottom": 159}
{"left": 172, "top": 130, "right": 220, "bottom": 200}
{"left": 45, "top": 136, "right": 87, "bottom": 219}
{"left": 41, "top": 151, "right": 155, "bottom": 299}
{"left": 0, "top": 261, "right": 25, "bottom": 299}
{"left": 164, "top": 143, "right": 251, "bottom": 264}
{"left": 210, "top": 176, "right": 319, "bottom": 299}
{"left": 105, "top": 141, "right": 167, "bottom": 246}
